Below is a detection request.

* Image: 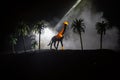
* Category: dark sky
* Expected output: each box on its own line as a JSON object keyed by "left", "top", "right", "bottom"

{"left": 93, "top": 0, "right": 120, "bottom": 27}
{"left": 0, "top": 0, "right": 120, "bottom": 51}
{"left": 1, "top": 0, "right": 76, "bottom": 34}
{"left": 1, "top": 0, "right": 119, "bottom": 31}
{"left": 1, "top": 0, "right": 120, "bottom": 31}
{"left": 1, "top": 0, "right": 76, "bottom": 23}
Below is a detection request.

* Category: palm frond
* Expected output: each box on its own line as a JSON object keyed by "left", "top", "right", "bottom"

{"left": 9, "top": 34, "right": 18, "bottom": 45}
{"left": 71, "top": 18, "right": 85, "bottom": 33}
{"left": 17, "top": 21, "right": 30, "bottom": 36}
{"left": 33, "top": 20, "right": 47, "bottom": 34}
{"left": 96, "top": 21, "right": 112, "bottom": 35}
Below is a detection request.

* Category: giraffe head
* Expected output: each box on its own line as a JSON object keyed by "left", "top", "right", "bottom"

{"left": 63, "top": 21, "right": 69, "bottom": 26}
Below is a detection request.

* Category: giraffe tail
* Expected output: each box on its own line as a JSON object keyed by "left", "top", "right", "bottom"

{"left": 47, "top": 39, "right": 52, "bottom": 46}
{"left": 47, "top": 43, "right": 50, "bottom": 46}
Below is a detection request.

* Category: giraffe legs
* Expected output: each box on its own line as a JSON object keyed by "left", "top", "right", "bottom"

{"left": 54, "top": 41, "right": 57, "bottom": 50}
{"left": 60, "top": 40, "right": 64, "bottom": 50}
{"left": 48, "top": 36, "right": 65, "bottom": 50}
{"left": 50, "top": 42, "right": 53, "bottom": 50}
{"left": 56, "top": 40, "right": 64, "bottom": 50}
{"left": 56, "top": 41, "right": 59, "bottom": 50}
{"left": 50, "top": 41, "right": 58, "bottom": 50}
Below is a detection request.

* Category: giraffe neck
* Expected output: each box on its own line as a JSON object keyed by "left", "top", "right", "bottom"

{"left": 56, "top": 25, "right": 66, "bottom": 38}
{"left": 59, "top": 26, "right": 66, "bottom": 35}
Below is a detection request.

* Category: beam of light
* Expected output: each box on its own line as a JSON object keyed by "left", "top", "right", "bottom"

{"left": 64, "top": 0, "right": 81, "bottom": 17}
{"left": 55, "top": 0, "right": 82, "bottom": 30}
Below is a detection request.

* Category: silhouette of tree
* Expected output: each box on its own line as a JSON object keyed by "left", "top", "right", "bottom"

{"left": 17, "top": 21, "right": 30, "bottom": 52}
{"left": 96, "top": 21, "right": 112, "bottom": 49}
{"left": 71, "top": 18, "right": 85, "bottom": 50}
{"left": 9, "top": 34, "right": 18, "bottom": 53}
{"left": 33, "top": 20, "right": 47, "bottom": 50}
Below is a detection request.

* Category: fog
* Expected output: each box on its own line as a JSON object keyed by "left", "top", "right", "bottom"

{"left": 35, "top": 0, "right": 118, "bottom": 50}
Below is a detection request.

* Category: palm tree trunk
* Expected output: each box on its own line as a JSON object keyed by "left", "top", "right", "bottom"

{"left": 39, "top": 33, "right": 41, "bottom": 50}
{"left": 12, "top": 44, "right": 15, "bottom": 53}
{"left": 100, "top": 33, "right": 103, "bottom": 50}
{"left": 22, "top": 36, "right": 26, "bottom": 52}
{"left": 79, "top": 32, "right": 83, "bottom": 50}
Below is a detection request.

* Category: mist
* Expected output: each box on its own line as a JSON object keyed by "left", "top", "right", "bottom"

{"left": 35, "top": 0, "right": 119, "bottom": 50}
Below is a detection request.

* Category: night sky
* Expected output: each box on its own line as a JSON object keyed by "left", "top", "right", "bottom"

{"left": 1, "top": 0, "right": 74, "bottom": 31}
{"left": 93, "top": 0, "right": 120, "bottom": 27}
{"left": 1, "top": 0, "right": 120, "bottom": 52}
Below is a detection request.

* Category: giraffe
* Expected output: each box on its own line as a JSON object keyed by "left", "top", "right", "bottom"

{"left": 47, "top": 21, "right": 69, "bottom": 50}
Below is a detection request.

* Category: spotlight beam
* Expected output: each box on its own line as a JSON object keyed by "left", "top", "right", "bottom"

{"left": 64, "top": 0, "right": 82, "bottom": 17}
{"left": 55, "top": 0, "right": 82, "bottom": 29}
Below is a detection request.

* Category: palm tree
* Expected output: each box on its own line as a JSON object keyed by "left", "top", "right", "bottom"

{"left": 71, "top": 18, "right": 86, "bottom": 50}
{"left": 33, "top": 20, "right": 47, "bottom": 50}
{"left": 96, "top": 21, "right": 112, "bottom": 49}
{"left": 17, "top": 21, "right": 30, "bottom": 52}
{"left": 9, "top": 34, "right": 18, "bottom": 53}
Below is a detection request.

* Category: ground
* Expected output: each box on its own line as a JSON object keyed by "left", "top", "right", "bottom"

{"left": 0, "top": 49, "right": 119, "bottom": 79}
